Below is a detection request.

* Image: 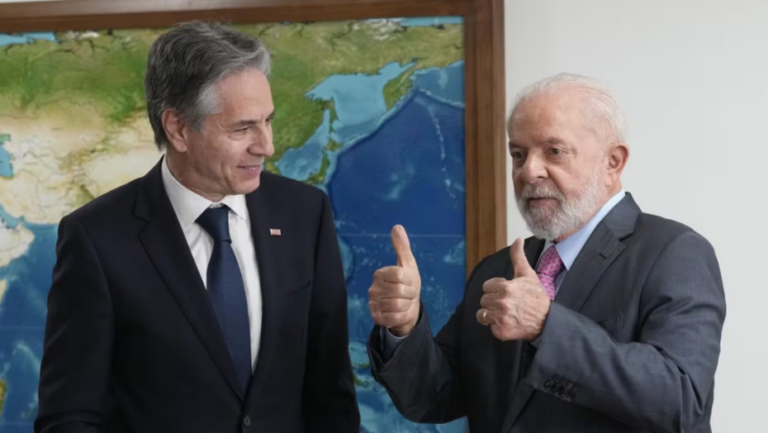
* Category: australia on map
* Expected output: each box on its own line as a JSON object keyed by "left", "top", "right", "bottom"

{"left": 0, "top": 16, "right": 467, "bottom": 433}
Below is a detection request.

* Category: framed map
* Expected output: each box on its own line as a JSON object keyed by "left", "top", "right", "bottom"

{"left": 0, "top": 0, "right": 506, "bottom": 432}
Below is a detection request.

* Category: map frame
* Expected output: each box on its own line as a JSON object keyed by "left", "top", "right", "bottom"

{"left": 0, "top": 0, "right": 507, "bottom": 273}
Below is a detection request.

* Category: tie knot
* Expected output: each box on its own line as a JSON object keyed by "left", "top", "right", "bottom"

{"left": 536, "top": 245, "right": 563, "bottom": 277}
{"left": 196, "top": 206, "right": 231, "bottom": 242}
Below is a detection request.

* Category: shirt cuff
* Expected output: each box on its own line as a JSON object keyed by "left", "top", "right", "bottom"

{"left": 380, "top": 327, "right": 409, "bottom": 361}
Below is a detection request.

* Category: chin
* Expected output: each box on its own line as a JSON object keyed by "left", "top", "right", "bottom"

{"left": 230, "top": 177, "right": 262, "bottom": 195}
{"left": 242, "top": 179, "right": 262, "bottom": 194}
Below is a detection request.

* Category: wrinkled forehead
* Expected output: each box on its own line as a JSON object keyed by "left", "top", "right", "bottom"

{"left": 215, "top": 69, "right": 272, "bottom": 101}
{"left": 211, "top": 69, "right": 274, "bottom": 118}
{"left": 508, "top": 92, "right": 587, "bottom": 135}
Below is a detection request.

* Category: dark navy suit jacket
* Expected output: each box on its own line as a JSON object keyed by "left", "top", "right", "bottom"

{"left": 35, "top": 159, "right": 360, "bottom": 433}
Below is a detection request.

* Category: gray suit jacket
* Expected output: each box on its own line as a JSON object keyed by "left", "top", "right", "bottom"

{"left": 367, "top": 193, "right": 726, "bottom": 433}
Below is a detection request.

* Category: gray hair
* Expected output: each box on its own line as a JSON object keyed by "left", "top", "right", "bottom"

{"left": 509, "top": 73, "right": 627, "bottom": 144}
{"left": 144, "top": 21, "right": 271, "bottom": 149}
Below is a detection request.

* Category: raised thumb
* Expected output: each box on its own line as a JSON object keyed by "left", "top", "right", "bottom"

{"left": 510, "top": 238, "right": 535, "bottom": 278}
{"left": 391, "top": 225, "right": 416, "bottom": 269}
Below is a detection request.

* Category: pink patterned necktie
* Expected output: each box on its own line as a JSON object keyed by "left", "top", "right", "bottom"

{"left": 537, "top": 246, "right": 563, "bottom": 300}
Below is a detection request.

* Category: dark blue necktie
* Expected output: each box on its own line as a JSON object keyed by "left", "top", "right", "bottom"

{"left": 196, "top": 206, "right": 252, "bottom": 392}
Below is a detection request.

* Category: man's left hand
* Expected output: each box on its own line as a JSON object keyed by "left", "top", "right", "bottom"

{"left": 477, "top": 238, "right": 552, "bottom": 341}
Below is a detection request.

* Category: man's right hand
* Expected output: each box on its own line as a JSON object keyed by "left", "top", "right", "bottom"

{"left": 368, "top": 224, "right": 422, "bottom": 337}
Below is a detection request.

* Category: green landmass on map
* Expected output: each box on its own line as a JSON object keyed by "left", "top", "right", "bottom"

{"left": 0, "top": 378, "right": 6, "bottom": 420}
{"left": 305, "top": 153, "right": 331, "bottom": 185}
{"left": 383, "top": 67, "right": 416, "bottom": 110}
{"left": 0, "top": 21, "right": 462, "bottom": 181}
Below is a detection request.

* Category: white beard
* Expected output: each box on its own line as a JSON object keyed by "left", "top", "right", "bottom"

{"left": 516, "top": 170, "right": 605, "bottom": 241}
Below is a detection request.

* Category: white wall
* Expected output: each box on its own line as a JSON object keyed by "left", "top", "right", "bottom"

{"left": 505, "top": 0, "right": 767, "bottom": 430}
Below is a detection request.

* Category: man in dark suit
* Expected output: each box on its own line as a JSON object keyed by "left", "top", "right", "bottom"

{"left": 34, "top": 21, "right": 360, "bottom": 433}
{"left": 367, "top": 73, "right": 726, "bottom": 432}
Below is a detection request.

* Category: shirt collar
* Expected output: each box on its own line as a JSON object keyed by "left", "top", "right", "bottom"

{"left": 161, "top": 155, "right": 248, "bottom": 230}
{"left": 542, "top": 189, "right": 626, "bottom": 270}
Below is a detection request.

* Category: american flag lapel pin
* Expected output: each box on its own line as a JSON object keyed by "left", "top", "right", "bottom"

{"left": 270, "top": 228, "right": 281, "bottom": 237}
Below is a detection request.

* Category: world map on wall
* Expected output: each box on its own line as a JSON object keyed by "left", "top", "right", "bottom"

{"left": 0, "top": 17, "right": 466, "bottom": 433}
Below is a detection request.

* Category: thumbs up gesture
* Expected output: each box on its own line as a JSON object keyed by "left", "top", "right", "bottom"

{"left": 368, "top": 225, "right": 422, "bottom": 337}
{"left": 476, "top": 238, "right": 552, "bottom": 341}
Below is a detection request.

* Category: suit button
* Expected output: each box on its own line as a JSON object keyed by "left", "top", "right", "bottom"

{"left": 243, "top": 416, "right": 251, "bottom": 427}
{"left": 544, "top": 380, "right": 554, "bottom": 391}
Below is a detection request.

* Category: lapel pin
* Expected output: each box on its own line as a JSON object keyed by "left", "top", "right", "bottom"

{"left": 270, "top": 228, "right": 281, "bottom": 236}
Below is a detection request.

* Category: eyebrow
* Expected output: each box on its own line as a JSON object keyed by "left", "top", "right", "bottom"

{"left": 229, "top": 120, "right": 257, "bottom": 129}
{"left": 509, "top": 137, "right": 566, "bottom": 148}
{"left": 228, "top": 110, "right": 275, "bottom": 129}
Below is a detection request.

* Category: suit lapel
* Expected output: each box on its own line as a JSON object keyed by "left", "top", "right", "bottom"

{"left": 553, "top": 193, "right": 639, "bottom": 312}
{"left": 553, "top": 223, "right": 625, "bottom": 311}
{"left": 243, "top": 188, "right": 281, "bottom": 400}
{"left": 501, "top": 194, "right": 640, "bottom": 431}
{"left": 134, "top": 159, "right": 244, "bottom": 400}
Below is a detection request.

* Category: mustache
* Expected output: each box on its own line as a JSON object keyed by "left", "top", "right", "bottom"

{"left": 519, "top": 183, "right": 564, "bottom": 200}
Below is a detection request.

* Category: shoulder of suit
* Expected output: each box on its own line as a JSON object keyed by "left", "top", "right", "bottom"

{"left": 634, "top": 211, "right": 707, "bottom": 242}
{"left": 61, "top": 177, "right": 142, "bottom": 227}
{"left": 633, "top": 213, "right": 720, "bottom": 265}
{"left": 258, "top": 170, "right": 328, "bottom": 202}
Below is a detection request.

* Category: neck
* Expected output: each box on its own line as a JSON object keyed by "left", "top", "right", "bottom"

{"left": 555, "top": 226, "right": 584, "bottom": 243}
{"left": 608, "top": 181, "right": 623, "bottom": 197}
{"left": 165, "top": 152, "right": 225, "bottom": 202}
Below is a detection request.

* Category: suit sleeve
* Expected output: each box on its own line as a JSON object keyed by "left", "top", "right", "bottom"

{"left": 34, "top": 216, "right": 113, "bottom": 433}
{"left": 366, "top": 257, "right": 491, "bottom": 424}
{"left": 301, "top": 192, "right": 360, "bottom": 432}
{"left": 525, "top": 231, "right": 726, "bottom": 433}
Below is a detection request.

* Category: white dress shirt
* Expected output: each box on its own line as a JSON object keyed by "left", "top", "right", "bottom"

{"left": 161, "top": 156, "right": 262, "bottom": 371}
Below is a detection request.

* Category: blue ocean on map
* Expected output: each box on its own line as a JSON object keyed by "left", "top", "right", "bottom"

{"left": 0, "top": 135, "right": 13, "bottom": 178}
{"left": 0, "top": 19, "right": 467, "bottom": 433}
{"left": 0, "top": 33, "right": 57, "bottom": 48}
{"left": 399, "top": 16, "right": 464, "bottom": 27}
{"left": 274, "top": 110, "right": 332, "bottom": 181}
{"left": 276, "top": 52, "right": 466, "bottom": 431}
{"left": 0, "top": 203, "right": 21, "bottom": 229}
{"left": 0, "top": 223, "right": 55, "bottom": 433}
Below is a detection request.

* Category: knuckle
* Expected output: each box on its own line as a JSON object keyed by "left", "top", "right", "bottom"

{"left": 502, "top": 282, "right": 515, "bottom": 294}
{"left": 373, "top": 268, "right": 385, "bottom": 280}
{"left": 501, "top": 299, "right": 514, "bottom": 313}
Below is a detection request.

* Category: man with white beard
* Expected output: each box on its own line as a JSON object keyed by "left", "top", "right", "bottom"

{"left": 365, "top": 73, "right": 726, "bottom": 433}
